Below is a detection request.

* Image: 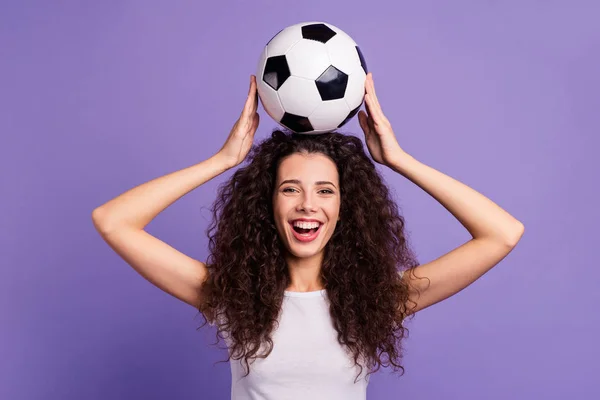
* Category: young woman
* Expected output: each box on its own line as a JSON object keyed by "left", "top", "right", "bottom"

{"left": 92, "top": 74, "right": 524, "bottom": 399}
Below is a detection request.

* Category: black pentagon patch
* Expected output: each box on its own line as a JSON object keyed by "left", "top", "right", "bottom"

{"left": 263, "top": 55, "right": 290, "bottom": 90}
{"left": 301, "top": 23, "right": 336, "bottom": 43}
{"left": 281, "top": 112, "right": 313, "bottom": 133}
{"left": 315, "top": 65, "right": 348, "bottom": 101}
{"left": 338, "top": 104, "right": 361, "bottom": 128}
{"left": 356, "top": 46, "right": 368, "bottom": 74}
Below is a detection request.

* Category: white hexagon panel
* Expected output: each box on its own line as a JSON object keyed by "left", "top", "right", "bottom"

{"left": 286, "top": 39, "right": 331, "bottom": 80}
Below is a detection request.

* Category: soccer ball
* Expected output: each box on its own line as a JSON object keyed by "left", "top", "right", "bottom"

{"left": 256, "top": 22, "right": 368, "bottom": 134}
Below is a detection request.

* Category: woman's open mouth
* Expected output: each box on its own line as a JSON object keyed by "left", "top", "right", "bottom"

{"left": 289, "top": 222, "right": 323, "bottom": 243}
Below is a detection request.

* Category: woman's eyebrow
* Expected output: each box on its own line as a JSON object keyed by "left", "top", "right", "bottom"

{"left": 279, "top": 179, "right": 337, "bottom": 188}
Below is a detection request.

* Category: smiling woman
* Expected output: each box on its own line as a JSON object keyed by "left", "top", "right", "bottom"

{"left": 197, "top": 129, "right": 420, "bottom": 392}
{"left": 92, "top": 73, "right": 523, "bottom": 400}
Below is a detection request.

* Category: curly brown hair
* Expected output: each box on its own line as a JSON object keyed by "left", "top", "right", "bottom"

{"left": 196, "top": 129, "right": 420, "bottom": 382}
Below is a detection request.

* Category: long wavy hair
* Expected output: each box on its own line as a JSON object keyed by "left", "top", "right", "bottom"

{"left": 197, "top": 129, "right": 420, "bottom": 382}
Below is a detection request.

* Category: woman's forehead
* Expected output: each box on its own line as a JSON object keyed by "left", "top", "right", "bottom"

{"left": 277, "top": 153, "right": 338, "bottom": 181}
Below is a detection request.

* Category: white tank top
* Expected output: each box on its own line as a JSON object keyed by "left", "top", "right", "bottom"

{"left": 225, "top": 289, "right": 370, "bottom": 400}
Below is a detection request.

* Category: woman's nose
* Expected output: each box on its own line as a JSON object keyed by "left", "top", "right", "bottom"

{"left": 298, "top": 194, "right": 317, "bottom": 212}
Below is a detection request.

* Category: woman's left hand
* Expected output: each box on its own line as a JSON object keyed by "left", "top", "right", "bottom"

{"left": 358, "top": 73, "right": 407, "bottom": 167}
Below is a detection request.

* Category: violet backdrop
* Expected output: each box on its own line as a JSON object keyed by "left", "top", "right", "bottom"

{"left": 1, "top": 1, "right": 598, "bottom": 399}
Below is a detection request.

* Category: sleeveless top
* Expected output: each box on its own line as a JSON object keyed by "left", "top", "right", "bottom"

{"left": 217, "top": 271, "right": 405, "bottom": 399}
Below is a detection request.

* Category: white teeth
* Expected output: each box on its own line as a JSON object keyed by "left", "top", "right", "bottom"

{"left": 292, "top": 221, "right": 320, "bottom": 229}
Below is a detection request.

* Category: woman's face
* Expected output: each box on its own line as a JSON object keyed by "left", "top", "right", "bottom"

{"left": 272, "top": 152, "right": 341, "bottom": 259}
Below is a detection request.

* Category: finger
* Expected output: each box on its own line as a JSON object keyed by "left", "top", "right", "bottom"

{"left": 368, "top": 73, "right": 379, "bottom": 106}
{"left": 364, "top": 75, "right": 378, "bottom": 109}
{"left": 358, "top": 110, "right": 369, "bottom": 135}
{"left": 360, "top": 113, "right": 375, "bottom": 139}
{"left": 251, "top": 76, "right": 259, "bottom": 110}
{"left": 247, "top": 94, "right": 258, "bottom": 116}
{"left": 244, "top": 112, "right": 257, "bottom": 133}
{"left": 251, "top": 82, "right": 259, "bottom": 113}
{"left": 364, "top": 93, "right": 378, "bottom": 123}
{"left": 363, "top": 92, "right": 373, "bottom": 115}
{"left": 242, "top": 77, "right": 257, "bottom": 118}
{"left": 368, "top": 113, "right": 375, "bottom": 132}
{"left": 248, "top": 75, "right": 256, "bottom": 95}
{"left": 368, "top": 73, "right": 378, "bottom": 100}
{"left": 365, "top": 91, "right": 387, "bottom": 127}
{"left": 362, "top": 99, "right": 375, "bottom": 130}
{"left": 369, "top": 75, "right": 389, "bottom": 123}
{"left": 250, "top": 113, "right": 260, "bottom": 133}
{"left": 365, "top": 74, "right": 383, "bottom": 116}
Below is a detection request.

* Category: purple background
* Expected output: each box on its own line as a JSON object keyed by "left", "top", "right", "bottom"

{"left": 1, "top": 1, "right": 598, "bottom": 399}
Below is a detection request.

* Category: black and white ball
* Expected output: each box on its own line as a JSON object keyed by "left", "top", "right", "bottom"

{"left": 256, "top": 22, "right": 368, "bottom": 134}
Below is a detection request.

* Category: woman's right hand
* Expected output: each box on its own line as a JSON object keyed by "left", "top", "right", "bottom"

{"left": 217, "top": 75, "right": 260, "bottom": 168}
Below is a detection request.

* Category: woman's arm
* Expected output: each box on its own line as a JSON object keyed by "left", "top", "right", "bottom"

{"left": 390, "top": 153, "right": 524, "bottom": 244}
{"left": 92, "top": 154, "right": 233, "bottom": 233}
{"left": 91, "top": 75, "right": 260, "bottom": 309}
{"left": 91, "top": 154, "right": 234, "bottom": 309}
{"left": 358, "top": 73, "right": 524, "bottom": 314}
{"left": 392, "top": 153, "right": 524, "bottom": 314}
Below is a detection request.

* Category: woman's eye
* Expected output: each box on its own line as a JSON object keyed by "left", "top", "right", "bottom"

{"left": 282, "top": 188, "right": 334, "bottom": 194}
